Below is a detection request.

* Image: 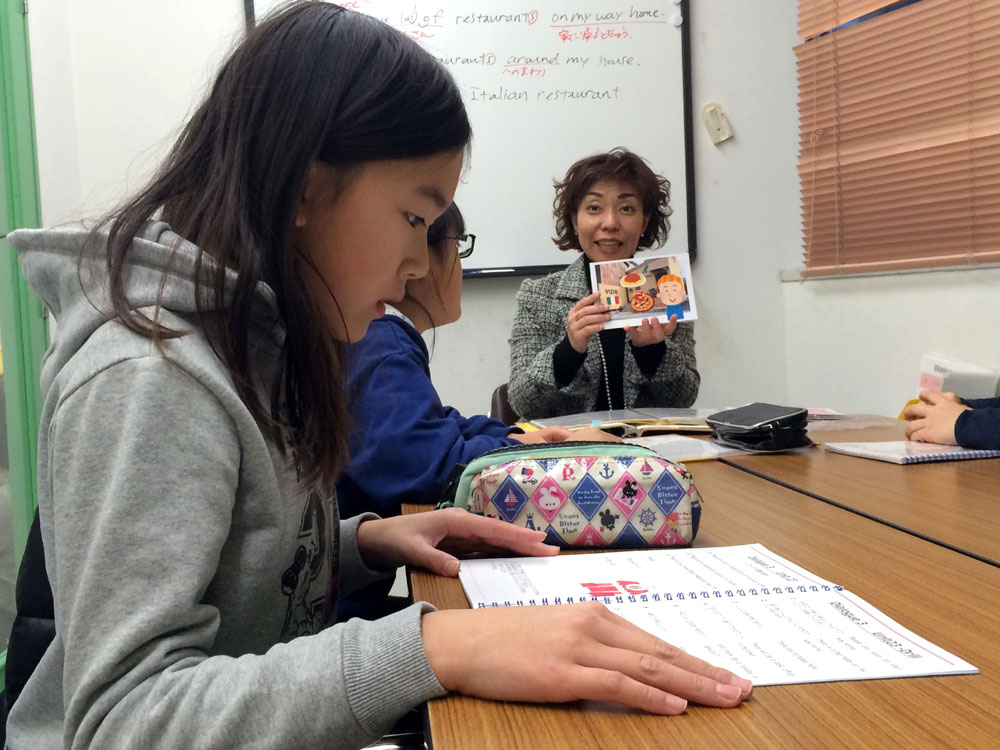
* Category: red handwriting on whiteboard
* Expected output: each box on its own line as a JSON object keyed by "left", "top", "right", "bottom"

{"left": 557, "top": 26, "right": 632, "bottom": 43}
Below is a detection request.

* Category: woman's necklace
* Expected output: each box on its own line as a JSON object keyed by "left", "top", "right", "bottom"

{"left": 587, "top": 254, "right": 624, "bottom": 411}
{"left": 596, "top": 333, "right": 618, "bottom": 410}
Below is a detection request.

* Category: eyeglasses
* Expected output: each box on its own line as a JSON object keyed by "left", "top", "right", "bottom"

{"left": 446, "top": 233, "right": 476, "bottom": 259}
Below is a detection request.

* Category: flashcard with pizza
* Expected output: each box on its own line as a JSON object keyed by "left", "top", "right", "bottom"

{"left": 589, "top": 253, "right": 698, "bottom": 330}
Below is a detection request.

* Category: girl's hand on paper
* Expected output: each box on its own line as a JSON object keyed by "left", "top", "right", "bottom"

{"left": 567, "top": 292, "right": 610, "bottom": 353}
{"left": 356, "top": 508, "right": 558, "bottom": 576}
{"left": 510, "top": 425, "right": 572, "bottom": 444}
{"left": 422, "top": 602, "right": 753, "bottom": 714}
{"left": 903, "top": 390, "right": 969, "bottom": 445}
{"left": 625, "top": 315, "right": 677, "bottom": 347}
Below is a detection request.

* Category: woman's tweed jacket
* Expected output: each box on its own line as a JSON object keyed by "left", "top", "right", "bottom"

{"left": 508, "top": 254, "right": 700, "bottom": 420}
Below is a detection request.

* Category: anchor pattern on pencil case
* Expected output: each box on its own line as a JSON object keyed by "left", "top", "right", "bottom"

{"left": 471, "top": 456, "right": 701, "bottom": 548}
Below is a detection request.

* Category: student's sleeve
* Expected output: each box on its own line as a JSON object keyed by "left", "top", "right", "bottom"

{"left": 337, "top": 512, "right": 396, "bottom": 596}
{"left": 443, "top": 405, "right": 517, "bottom": 441}
{"left": 954, "top": 402, "right": 1000, "bottom": 449}
{"left": 508, "top": 276, "right": 596, "bottom": 418}
{"left": 344, "top": 346, "right": 518, "bottom": 511}
{"left": 631, "top": 321, "right": 700, "bottom": 408}
{"left": 630, "top": 340, "right": 666, "bottom": 377}
{"left": 552, "top": 335, "right": 589, "bottom": 386}
{"left": 960, "top": 396, "right": 1000, "bottom": 409}
{"left": 46, "top": 359, "right": 443, "bottom": 749}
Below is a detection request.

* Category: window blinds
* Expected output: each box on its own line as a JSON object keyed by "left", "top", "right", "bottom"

{"left": 798, "top": 1, "right": 904, "bottom": 38}
{"left": 797, "top": 0, "right": 1000, "bottom": 277}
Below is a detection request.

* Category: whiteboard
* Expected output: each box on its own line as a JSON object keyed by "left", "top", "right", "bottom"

{"left": 252, "top": 1, "right": 693, "bottom": 276}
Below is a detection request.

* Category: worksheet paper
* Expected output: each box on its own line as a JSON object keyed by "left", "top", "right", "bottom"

{"left": 458, "top": 544, "right": 976, "bottom": 685}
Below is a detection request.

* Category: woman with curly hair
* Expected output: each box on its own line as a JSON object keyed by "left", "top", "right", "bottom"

{"left": 508, "top": 148, "right": 700, "bottom": 420}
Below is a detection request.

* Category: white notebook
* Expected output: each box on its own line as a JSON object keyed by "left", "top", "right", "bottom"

{"left": 824, "top": 440, "right": 1000, "bottom": 465}
{"left": 458, "top": 544, "right": 977, "bottom": 686}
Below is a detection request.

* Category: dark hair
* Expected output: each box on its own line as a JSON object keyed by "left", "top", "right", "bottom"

{"left": 94, "top": 2, "right": 471, "bottom": 488}
{"left": 551, "top": 147, "right": 671, "bottom": 251}
{"left": 426, "top": 203, "right": 465, "bottom": 256}
{"left": 401, "top": 202, "right": 464, "bottom": 337}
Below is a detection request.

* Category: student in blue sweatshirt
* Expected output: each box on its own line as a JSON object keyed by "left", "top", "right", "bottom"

{"left": 903, "top": 390, "right": 1000, "bottom": 449}
{"left": 338, "top": 203, "right": 612, "bottom": 523}
{"left": 335, "top": 204, "right": 616, "bottom": 621}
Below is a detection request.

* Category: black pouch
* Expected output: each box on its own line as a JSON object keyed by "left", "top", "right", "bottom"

{"left": 706, "top": 403, "right": 812, "bottom": 452}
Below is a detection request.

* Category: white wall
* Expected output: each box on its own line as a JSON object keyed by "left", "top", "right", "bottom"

{"left": 25, "top": 2, "right": 80, "bottom": 227}
{"left": 784, "top": 268, "right": 1000, "bottom": 415}
{"left": 27, "top": 0, "right": 997, "bottom": 420}
{"left": 29, "top": 0, "right": 245, "bottom": 225}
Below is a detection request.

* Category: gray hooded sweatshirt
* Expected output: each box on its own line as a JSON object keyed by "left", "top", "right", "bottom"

{"left": 5, "top": 223, "right": 445, "bottom": 749}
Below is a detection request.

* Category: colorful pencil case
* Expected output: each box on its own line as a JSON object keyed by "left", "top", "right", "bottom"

{"left": 438, "top": 442, "right": 701, "bottom": 548}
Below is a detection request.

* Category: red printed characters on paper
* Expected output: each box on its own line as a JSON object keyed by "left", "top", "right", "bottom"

{"left": 580, "top": 580, "right": 649, "bottom": 597}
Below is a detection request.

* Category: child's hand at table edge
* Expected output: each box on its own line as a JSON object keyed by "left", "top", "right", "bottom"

{"left": 511, "top": 426, "right": 621, "bottom": 444}
{"left": 903, "top": 390, "right": 969, "bottom": 445}
{"left": 565, "top": 426, "right": 622, "bottom": 443}
{"left": 356, "top": 507, "right": 559, "bottom": 576}
{"left": 510, "top": 425, "right": 572, "bottom": 443}
{"left": 421, "top": 602, "right": 753, "bottom": 714}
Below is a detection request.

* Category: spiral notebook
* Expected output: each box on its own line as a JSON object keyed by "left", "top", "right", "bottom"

{"left": 824, "top": 440, "right": 1000, "bottom": 464}
{"left": 458, "top": 544, "right": 977, "bottom": 686}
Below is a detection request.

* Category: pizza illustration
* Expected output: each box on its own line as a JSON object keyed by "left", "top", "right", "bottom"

{"left": 630, "top": 290, "right": 654, "bottom": 312}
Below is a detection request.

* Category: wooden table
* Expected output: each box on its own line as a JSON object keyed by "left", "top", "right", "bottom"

{"left": 722, "top": 420, "right": 1000, "bottom": 566}
{"left": 405, "top": 460, "right": 1000, "bottom": 749}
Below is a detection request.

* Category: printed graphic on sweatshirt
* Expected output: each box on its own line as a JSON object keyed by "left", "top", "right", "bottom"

{"left": 281, "top": 490, "right": 337, "bottom": 638}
